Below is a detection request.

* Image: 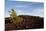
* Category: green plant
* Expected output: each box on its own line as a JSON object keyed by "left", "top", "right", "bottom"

{"left": 9, "top": 9, "right": 23, "bottom": 26}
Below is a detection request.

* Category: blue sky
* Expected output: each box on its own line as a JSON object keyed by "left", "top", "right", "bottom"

{"left": 5, "top": 0, "right": 44, "bottom": 17}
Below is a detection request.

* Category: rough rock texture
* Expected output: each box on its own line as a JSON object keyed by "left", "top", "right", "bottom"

{"left": 5, "top": 15, "right": 44, "bottom": 30}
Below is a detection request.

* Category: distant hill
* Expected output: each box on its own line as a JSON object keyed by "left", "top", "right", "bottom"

{"left": 5, "top": 15, "right": 44, "bottom": 30}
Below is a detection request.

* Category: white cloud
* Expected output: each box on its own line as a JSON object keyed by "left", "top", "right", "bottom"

{"left": 5, "top": 8, "right": 44, "bottom": 17}
{"left": 16, "top": 10, "right": 24, "bottom": 15}
{"left": 31, "top": 8, "right": 44, "bottom": 17}
{"left": 16, "top": 8, "right": 44, "bottom": 17}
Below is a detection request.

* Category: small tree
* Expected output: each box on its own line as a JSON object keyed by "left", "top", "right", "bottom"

{"left": 9, "top": 9, "right": 23, "bottom": 26}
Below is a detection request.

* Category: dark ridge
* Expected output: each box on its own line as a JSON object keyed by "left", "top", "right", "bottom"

{"left": 5, "top": 15, "right": 44, "bottom": 30}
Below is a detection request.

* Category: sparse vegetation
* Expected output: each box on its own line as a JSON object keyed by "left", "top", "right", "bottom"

{"left": 9, "top": 9, "right": 23, "bottom": 26}
{"left": 5, "top": 9, "right": 44, "bottom": 30}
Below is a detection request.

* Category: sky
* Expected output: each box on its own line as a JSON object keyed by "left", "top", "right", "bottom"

{"left": 6, "top": 0, "right": 44, "bottom": 2}
{"left": 5, "top": 0, "right": 44, "bottom": 17}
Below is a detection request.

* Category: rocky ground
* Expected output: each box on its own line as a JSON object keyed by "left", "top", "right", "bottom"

{"left": 5, "top": 15, "right": 44, "bottom": 31}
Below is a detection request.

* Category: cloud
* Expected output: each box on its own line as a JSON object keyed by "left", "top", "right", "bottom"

{"left": 31, "top": 8, "right": 44, "bottom": 17}
{"left": 16, "top": 10, "right": 24, "bottom": 15}
{"left": 5, "top": 1, "right": 44, "bottom": 17}
{"left": 5, "top": 8, "right": 44, "bottom": 17}
{"left": 16, "top": 8, "right": 44, "bottom": 17}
